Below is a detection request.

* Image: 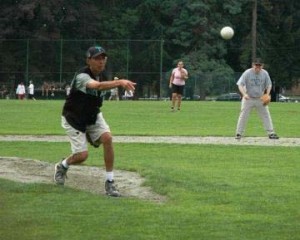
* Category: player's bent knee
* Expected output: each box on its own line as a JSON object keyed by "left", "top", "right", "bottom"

{"left": 100, "top": 132, "right": 112, "bottom": 145}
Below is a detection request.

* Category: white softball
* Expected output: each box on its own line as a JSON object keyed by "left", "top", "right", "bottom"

{"left": 220, "top": 26, "right": 234, "bottom": 40}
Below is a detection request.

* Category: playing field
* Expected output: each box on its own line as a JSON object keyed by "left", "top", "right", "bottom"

{"left": 0, "top": 100, "right": 299, "bottom": 240}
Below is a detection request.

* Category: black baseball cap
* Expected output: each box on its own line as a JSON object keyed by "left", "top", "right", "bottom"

{"left": 253, "top": 58, "right": 263, "bottom": 65}
{"left": 86, "top": 46, "right": 107, "bottom": 58}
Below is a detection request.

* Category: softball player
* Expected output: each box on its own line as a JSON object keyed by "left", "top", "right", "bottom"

{"left": 54, "top": 46, "right": 136, "bottom": 196}
{"left": 235, "top": 58, "right": 279, "bottom": 140}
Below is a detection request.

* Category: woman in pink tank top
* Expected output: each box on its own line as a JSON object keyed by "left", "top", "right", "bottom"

{"left": 169, "top": 61, "right": 188, "bottom": 111}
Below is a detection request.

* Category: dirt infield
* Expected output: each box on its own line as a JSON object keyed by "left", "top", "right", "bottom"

{"left": 1, "top": 135, "right": 299, "bottom": 202}
{"left": 0, "top": 135, "right": 300, "bottom": 146}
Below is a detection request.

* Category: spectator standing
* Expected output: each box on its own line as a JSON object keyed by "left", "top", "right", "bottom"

{"left": 124, "top": 89, "right": 134, "bottom": 100}
{"left": 65, "top": 84, "right": 71, "bottom": 96}
{"left": 16, "top": 82, "right": 26, "bottom": 100}
{"left": 109, "top": 77, "right": 119, "bottom": 100}
{"left": 0, "top": 85, "right": 8, "bottom": 99}
{"left": 28, "top": 81, "right": 36, "bottom": 100}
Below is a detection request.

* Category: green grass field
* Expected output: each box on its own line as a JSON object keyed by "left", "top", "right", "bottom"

{"left": 0, "top": 100, "right": 299, "bottom": 137}
{"left": 0, "top": 100, "right": 299, "bottom": 240}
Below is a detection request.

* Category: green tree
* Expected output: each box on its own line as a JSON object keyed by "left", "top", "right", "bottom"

{"left": 1, "top": 0, "right": 299, "bottom": 96}
{"left": 259, "top": 0, "right": 300, "bottom": 89}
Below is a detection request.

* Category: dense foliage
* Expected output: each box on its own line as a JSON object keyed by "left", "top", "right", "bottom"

{"left": 0, "top": 0, "right": 299, "bottom": 97}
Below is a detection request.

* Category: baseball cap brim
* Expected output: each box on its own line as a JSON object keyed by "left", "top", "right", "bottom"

{"left": 86, "top": 46, "right": 107, "bottom": 58}
{"left": 92, "top": 52, "right": 107, "bottom": 58}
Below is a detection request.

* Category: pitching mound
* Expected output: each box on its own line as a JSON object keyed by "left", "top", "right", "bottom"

{"left": 0, "top": 157, "right": 166, "bottom": 203}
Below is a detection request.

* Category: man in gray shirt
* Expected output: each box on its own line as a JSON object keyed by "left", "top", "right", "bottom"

{"left": 235, "top": 58, "right": 279, "bottom": 140}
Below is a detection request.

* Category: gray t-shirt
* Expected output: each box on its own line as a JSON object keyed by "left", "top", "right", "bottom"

{"left": 237, "top": 68, "right": 272, "bottom": 98}
{"left": 73, "top": 73, "right": 107, "bottom": 98}
{"left": 75, "top": 73, "right": 97, "bottom": 95}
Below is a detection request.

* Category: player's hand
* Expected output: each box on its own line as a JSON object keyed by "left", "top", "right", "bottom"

{"left": 119, "top": 80, "right": 136, "bottom": 91}
{"left": 180, "top": 71, "right": 188, "bottom": 80}
{"left": 243, "top": 94, "right": 250, "bottom": 100}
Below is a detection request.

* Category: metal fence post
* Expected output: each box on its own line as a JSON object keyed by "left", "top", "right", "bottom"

{"left": 25, "top": 39, "right": 29, "bottom": 86}
{"left": 159, "top": 39, "right": 164, "bottom": 99}
{"left": 59, "top": 39, "right": 63, "bottom": 88}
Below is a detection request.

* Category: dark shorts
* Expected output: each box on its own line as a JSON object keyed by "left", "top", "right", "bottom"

{"left": 171, "top": 84, "right": 184, "bottom": 95}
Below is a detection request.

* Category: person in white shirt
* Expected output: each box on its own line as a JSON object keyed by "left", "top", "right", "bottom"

{"left": 16, "top": 82, "right": 26, "bottom": 100}
{"left": 65, "top": 84, "right": 71, "bottom": 96}
{"left": 109, "top": 77, "right": 119, "bottom": 100}
{"left": 28, "top": 81, "right": 36, "bottom": 100}
{"left": 124, "top": 89, "right": 133, "bottom": 100}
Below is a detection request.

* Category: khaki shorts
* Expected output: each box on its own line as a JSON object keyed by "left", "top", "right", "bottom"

{"left": 61, "top": 112, "right": 110, "bottom": 154}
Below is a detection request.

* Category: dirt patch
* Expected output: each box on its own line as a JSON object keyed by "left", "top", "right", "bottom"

{"left": 1, "top": 135, "right": 300, "bottom": 147}
{"left": 0, "top": 157, "right": 166, "bottom": 203}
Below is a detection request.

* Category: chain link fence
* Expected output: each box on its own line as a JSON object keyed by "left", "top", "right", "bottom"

{"left": 0, "top": 39, "right": 241, "bottom": 100}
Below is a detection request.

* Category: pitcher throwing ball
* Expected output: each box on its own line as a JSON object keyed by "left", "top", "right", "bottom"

{"left": 54, "top": 46, "right": 136, "bottom": 197}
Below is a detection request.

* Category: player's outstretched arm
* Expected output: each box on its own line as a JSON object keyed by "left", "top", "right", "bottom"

{"left": 87, "top": 79, "right": 136, "bottom": 91}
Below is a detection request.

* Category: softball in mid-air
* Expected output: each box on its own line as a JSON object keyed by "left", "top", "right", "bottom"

{"left": 220, "top": 26, "right": 234, "bottom": 40}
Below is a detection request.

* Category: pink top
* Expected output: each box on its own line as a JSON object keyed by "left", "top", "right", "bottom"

{"left": 171, "top": 67, "right": 188, "bottom": 86}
